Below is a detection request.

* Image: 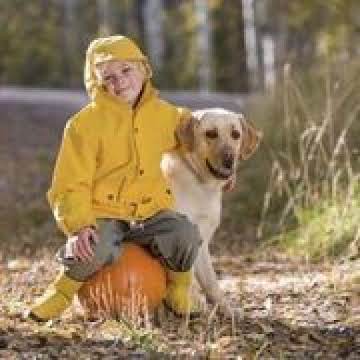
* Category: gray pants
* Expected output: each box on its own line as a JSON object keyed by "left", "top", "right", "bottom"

{"left": 57, "top": 210, "right": 202, "bottom": 281}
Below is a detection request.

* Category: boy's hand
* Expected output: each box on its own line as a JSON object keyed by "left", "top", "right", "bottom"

{"left": 66, "top": 227, "right": 99, "bottom": 262}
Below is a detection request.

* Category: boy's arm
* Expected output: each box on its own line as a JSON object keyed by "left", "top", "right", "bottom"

{"left": 47, "top": 115, "right": 98, "bottom": 236}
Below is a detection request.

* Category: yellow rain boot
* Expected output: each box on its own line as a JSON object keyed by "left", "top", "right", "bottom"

{"left": 165, "top": 269, "right": 198, "bottom": 317}
{"left": 28, "top": 271, "right": 83, "bottom": 322}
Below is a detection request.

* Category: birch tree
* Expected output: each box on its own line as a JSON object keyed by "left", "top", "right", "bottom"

{"left": 97, "top": 0, "right": 112, "bottom": 36}
{"left": 143, "top": 0, "right": 164, "bottom": 71}
{"left": 242, "top": 0, "right": 260, "bottom": 91}
{"left": 195, "top": 0, "right": 212, "bottom": 92}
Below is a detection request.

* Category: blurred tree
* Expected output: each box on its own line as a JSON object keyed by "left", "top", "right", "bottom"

{"left": 268, "top": 0, "right": 360, "bottom": 67}
{"left": 1, "top": 0, "right": 359, "bottom": 92}
{"left": 159, "top": 1, "right": 198, "bottom": 89}
{"left": 97, "top": 0, "right": 113, "bottom": 36}
{"left": 212, "top": 0, "right": 248, "bottom": 92}
{"left": 242, "top": 0, "right": 260, "bottom": 91}
{"left": 0, "top": 0, "right": 249, "bottom": 91}
{"left": 143, "top": 0, "right": 165, "bottom": 71}
{"left": 195, "top": 0, "right": 212, "bottom": 91}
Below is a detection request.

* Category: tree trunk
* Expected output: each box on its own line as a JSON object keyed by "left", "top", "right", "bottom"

{"left": 97, "top": 0, "right": 112, "bottom": 36}
{"left": 242, "top": 0, "right": 260, "bottom": 91}
{"left": 143, "top": 0, "right": 164, "bottom": 71}
{"left": 195, "top": 0, "right": 212, "bottom": 92}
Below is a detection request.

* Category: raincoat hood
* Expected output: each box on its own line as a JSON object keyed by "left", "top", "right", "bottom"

{"left": 84, "top": 35, "right": 152, "bottom": 100}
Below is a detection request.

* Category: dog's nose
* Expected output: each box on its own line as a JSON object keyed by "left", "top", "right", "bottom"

{"left": 222, "top": 153, "right": 234, "bottom": 169}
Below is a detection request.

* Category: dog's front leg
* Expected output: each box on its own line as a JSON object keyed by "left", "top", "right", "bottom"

{"left": 194, "top": 244, "right": 240, "bottom": 319}
{"left": 194, "top": 244, "right": 222, "bottom": 302}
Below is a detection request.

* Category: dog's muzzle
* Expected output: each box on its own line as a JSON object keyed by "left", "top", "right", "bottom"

{"left": 206, "top": 159, "right": 233, "bottom": 180}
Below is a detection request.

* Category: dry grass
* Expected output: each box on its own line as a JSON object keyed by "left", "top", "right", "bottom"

{"left": 251, "top": 61, "right": 360, "bottom": 261}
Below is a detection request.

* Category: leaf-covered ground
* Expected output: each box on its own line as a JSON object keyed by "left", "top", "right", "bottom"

{"left": 1, "top": 95, "right": 359, "bottom": 358}
{"left": 1, "top": 251, "right": 359, "bottom": 359}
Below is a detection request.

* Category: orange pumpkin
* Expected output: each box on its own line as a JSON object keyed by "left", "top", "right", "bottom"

{"left": 77, "top": 243, "right": 167, "bottom": 318}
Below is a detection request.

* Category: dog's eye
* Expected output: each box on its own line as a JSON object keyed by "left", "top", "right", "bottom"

{"left": 231, "top": 130, "right": 240, "bottom": 140}
{"left": 205, "top": 129, "right": 218, "bottom": 139}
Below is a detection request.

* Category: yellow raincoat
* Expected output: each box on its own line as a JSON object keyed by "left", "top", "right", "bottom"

{"left": 48, "top": 35, "right": 190, "bottom": 235}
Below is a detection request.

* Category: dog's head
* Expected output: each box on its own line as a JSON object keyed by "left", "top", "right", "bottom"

{"left": 176, "top": 108, "right": 261, "bottom": 180}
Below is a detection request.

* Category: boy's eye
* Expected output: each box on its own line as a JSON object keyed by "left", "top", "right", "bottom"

{"left": 122, "top": 67, "right": 131, "bottom": 74}
{"left": 104, "top": 75, "right": 115, "bottom": 82}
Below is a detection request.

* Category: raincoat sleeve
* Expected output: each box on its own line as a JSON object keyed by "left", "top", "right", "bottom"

{"left": 47, "top": 112, "right": 98, "bottom": 236}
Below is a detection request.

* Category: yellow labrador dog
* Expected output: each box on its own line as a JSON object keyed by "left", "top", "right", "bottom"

{"left": 161, "top": 108, "right": 261, "bottom": 318}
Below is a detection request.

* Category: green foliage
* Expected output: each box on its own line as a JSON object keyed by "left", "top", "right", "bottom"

{"left": 0, "top": 1, "right": 64, "bottom": 86}
{"left": 0, "top": 0, "right": 248, "bottom": 91}
{"left": 281, "top": 0, "right": 360, "bottom": 60}
{"left": 276, "top": 184, "right": 360, "bottom": 261}
{"left": 116, "top": 317, "right": 161, "bottom": 353}
{"left": 158, "top": 2, "right": 199, "bottom": 89}
{"left": 1, "top": 0, "right": 359, "bottom": 91}
{"left": 212, "top": 0, "right": 248, "bottom": 92}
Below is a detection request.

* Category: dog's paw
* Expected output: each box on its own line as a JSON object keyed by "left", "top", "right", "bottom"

{"left": 219, "top": 301, "right": 244, "bottom": 323}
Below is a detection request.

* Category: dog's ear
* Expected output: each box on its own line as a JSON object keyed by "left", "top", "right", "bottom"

{"left": 239, "top": 114, "right": 262, "bottom": 160}
{"left": 175, "top": 115, "right": 199, "bottom": 152}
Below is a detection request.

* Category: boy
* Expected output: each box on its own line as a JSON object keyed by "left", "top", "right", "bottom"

{"left": 27, "top": 35, "right": 203, "bottom": 321}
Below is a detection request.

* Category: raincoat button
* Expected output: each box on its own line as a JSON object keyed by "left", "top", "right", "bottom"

{"left": 134, "top": 127, "right": 139, "bottom": 133}
{"left": 107, "top": 194, "right": 114, "bottom": 201}
{"left": 139, "top": 169, "right": 144, "bottom": 175}
{"left": 166, "top": 188, "right": 171, "bottom": 195}
{"left": 141, "top": 197, "right": 152, "bottom": 204}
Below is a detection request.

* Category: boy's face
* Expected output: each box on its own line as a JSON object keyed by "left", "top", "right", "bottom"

{"left": 96, "top": 60, "right": 145, "bottom": 106}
